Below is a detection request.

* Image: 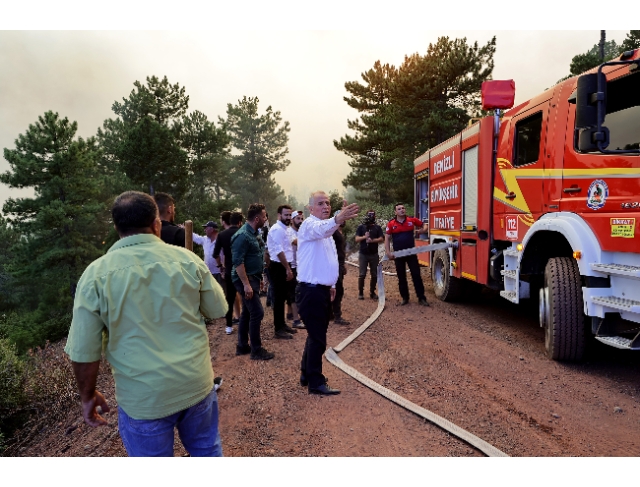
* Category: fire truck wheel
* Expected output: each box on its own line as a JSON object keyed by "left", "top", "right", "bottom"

{"left": 542, "top": 257, "right": 585, "bottom": 362}
{"left": 431, "top": 249, "right": 464, "bottom": 302}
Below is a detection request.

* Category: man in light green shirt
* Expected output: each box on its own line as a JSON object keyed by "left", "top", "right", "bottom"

{"left": 65, "top": 191, "right": 227, "bottom": 456}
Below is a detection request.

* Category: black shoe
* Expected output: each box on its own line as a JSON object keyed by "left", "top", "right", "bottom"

{"left": 214, "top": 376, "right": 223, "bottom": 391}
{"left": 333, "top": 318, "right": 350, "bottom": 325}
{"left": 400, "top": 299, "right": 409, "bottom": 306}
{"left": 292, "top": 320, "right": 306, "bottom": 329}
{"left": 418, "top": 298, "right": 430, "bottom": 307}
{"left": 300, "top": 373, "right": 308, "bottom": 387}
{"left": 250, "top": 347, "right": 275, "bottom": 360}
{"left": 358, "top": 294, "right": 364, "bottom": 300}
{"left": 275, "top": 330, "right": 293, "bottom": 339}
{"left": 235, "top": 344, "right": 251, "bottom": 356}
{"left": 232, "top": 318, "right": 240, "bottom": 324}
{"left": 309, "top": 383, "right": 341, "bottom": 395}
{"left": 283, "top": 325, "right": 297, "bottom": 334}
{"left": 370, "top": 293, "right": 378, "bottom": 300}
{"left": 286, "top": 312, "right": 293, "bottom": 321}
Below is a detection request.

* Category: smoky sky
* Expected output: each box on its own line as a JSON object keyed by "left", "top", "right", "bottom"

{"left": 0, "top": 30, "right": 631, "bottom": 213}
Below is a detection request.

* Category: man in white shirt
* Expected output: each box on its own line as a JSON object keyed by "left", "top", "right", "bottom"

{"left": 267, "top": 205, "right": 298, "bottom": 339}
{"left": 287, "top": 210, "right": 305, "bottom": 329}
{"left": 296, "top": 191, "right": 359, "bottom": 395}
{"left": 193, "top": 221, "right": 222, "bottom": 285}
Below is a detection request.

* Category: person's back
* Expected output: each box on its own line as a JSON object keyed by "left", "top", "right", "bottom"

{"left": 70, "top": 233, "right": 226, "bottom": 419}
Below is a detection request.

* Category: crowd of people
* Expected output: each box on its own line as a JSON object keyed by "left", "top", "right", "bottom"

{"left": 64, "top": 190, "right": 429, "bottom": 457}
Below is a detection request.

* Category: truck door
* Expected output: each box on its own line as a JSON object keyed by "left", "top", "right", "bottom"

{"left": 494, "top": 101, "right": 550, "bottom": 242}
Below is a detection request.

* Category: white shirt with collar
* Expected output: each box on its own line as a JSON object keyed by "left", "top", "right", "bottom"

{"left": 192, "top": 233, "right": 220, "bottom": 275}
{"left": 267, "top": 220, "right": 294, "bottom": 264}
{"left": 296, "top": 215, "right": 340, "bottom": 287}
{"left": 288, "top": 226, "right": 298, "bottom": 268}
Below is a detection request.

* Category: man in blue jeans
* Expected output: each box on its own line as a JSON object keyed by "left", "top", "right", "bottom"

{"left": 231, "top": 203, "right": 275, "bottom": 360}
{"left": 65, "top": 191, "right": 228, "bottom": 456}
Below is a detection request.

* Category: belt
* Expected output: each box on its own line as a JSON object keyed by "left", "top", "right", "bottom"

{"left": 299, "top": 282, "right": 331, "bottom": 289}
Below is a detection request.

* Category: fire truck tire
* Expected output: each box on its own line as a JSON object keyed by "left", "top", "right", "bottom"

{"left": 542, "top": 257, "right": 585, "bottom": 362}
{"left": 431, "top": 249, "right": 464, "bottom": 302}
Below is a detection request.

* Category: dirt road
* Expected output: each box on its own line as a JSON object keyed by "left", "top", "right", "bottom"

{"left": 15, "top": 265, "right": 640, "bottom": 457}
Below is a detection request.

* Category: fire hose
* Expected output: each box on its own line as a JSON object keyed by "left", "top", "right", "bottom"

{"left": 326, "top": 241, "right": 509, "bottom": 457}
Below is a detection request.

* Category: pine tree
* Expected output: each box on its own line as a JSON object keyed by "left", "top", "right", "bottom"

{"left": 1, "top": 111, "right": 106, "bottom": 314}
{"left": 621, "top": 30, "right": 640, "bottom": 52}
{"left": 222, "top": 96, "right": 291, "bottom": 212}
{"left": 335, "top": 36, "right": 496, "bottom": 204}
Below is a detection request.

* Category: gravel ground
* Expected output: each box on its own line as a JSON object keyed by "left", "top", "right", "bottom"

{"left": 12, "top": 263, "right": 640, "bottom": 458}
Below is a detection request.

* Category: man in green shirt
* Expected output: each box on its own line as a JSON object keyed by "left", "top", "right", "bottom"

{"left": 64, "top": 191, "right": 228, "bottom": 457}
{"left": 231, "top": 203, "right": 275, "bottom": 360}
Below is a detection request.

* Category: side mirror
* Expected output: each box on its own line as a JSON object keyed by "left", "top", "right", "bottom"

{"left": 575, "top": 72, "right": 609, "bottom": 151}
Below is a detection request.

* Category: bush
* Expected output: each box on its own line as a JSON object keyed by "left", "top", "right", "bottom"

{"left": 0, "top": 310, "right": 72, "bottom": 355}
{"left": 0, "top": 338, "right": 27, "bottom": 415}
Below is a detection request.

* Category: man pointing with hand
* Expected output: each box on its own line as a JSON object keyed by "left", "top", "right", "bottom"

{"left": 296, "top": 191, "right": 359, "bottom": 395}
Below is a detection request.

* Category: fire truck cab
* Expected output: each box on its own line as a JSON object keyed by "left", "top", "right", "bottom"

{"left": 413, "top": 50, "right": 640, "bottom": 361}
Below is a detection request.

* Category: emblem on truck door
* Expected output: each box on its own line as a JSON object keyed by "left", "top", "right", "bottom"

{"left": 586, "top": 179, "right": 609, "bottom": 210}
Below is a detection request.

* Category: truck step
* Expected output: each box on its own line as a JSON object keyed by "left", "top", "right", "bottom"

{"left": 501, "top": 270, "right": 517, "bottom": 280}
{"left": 590, "top": 263, "right": 640, "bottom": 279}
{"left": 591, "top": 296, "right": 640, "bottom": 313}
{"left": 595, "top": 336, "right": 640, "bottom": 350}
{"left": 499, "top": 290, "right": 518, "bottom": 303}
{"left": 503, "top": 249, "right": 519, "bottom": 258}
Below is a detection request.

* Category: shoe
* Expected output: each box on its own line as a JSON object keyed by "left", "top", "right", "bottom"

{"left": 309, "top": 383, "right": 341, "bottom": 395}
{"left": 232, "top": 318, "right": 239, "bottom": 324}
{"left": 286, "top": 312, "right": 293, "bottom": 321}
{"left": 358, "top": 294, "right": 364, "bottom": 300}
{"left": 250, "top": 347, "right": 275, "bottom": 360}
{"left": 300, "top": 373, "right": 308, "bottom": 387}
{"left": 225, "top": 326, "right": 233, "bottom": 335}
{"left": 370, "top": 293, "right": 378, "bottom": 300}
{"left": 418, "top": 298, "right": 430, "bottom": 307}
{"left": 275, "top": 330, "right": 293, "bottom": 339}
{"left": 333, "top": 318, "right": 350, "bottom": 325}
{"left": 292, "top": 320, "right": 306, "bottom": 329}
{"left": 400, "top": 299, "right": 409, "bottom": 306}
{"left": 214, "top": 376, "right": 223, "bottom": 391}
{"left": 266, "top": 300, "right": 272, "bottom": 307}
{"left": 235, "top": 344, "right": 251, "bottom": 356}
{"left": 283, "top": 325, "right": 297, "bottom": 334}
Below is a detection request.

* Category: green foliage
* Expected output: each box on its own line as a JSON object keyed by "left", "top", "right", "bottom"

{"left": 222, "top": 96, "right": 291, "bottom": 213}
{"left": 1, "top": 111, "right": 108, "bottom": 315}
{"left": 0, "top": 310, "right": 72, "bottom": 355}
{"left": 0, "top": 337, "right": 27, "bottom": 416}
{"left": 621, "top": 30, "right": 640, "bottom": 52}
{"left": 336, "top": 36, "right": 495, "bottom": 205}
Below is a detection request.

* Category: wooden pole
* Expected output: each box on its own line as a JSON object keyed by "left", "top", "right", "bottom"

{"left": 185, "top": 220, "right": 193, "bottom": 251}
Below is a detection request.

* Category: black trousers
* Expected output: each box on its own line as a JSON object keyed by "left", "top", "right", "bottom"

{"left": 296, "top": 283, "right": 331, "bottom": 388}
{"left": 331, "top": 266, "right": 345, "bottom": 320}
{"left": 394, "top": 254, "right": 426, "bottom": 301}
{"left": 358, "top": 252, "right": 379, "bottom": 294}
{"left": 233, "top": 276, "right": 264, "bottom": 353}
{"left": 270, "top": 261, "right": 295, "bottom": 332}
{"left": 223, "top": 273, "right": 237, "bottom": 327}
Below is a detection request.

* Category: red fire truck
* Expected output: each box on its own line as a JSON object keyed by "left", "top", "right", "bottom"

{"left": 413, "top": 49, "right": 640, "bottom": 361}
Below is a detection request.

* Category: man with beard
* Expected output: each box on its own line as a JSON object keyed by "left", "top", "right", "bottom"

{"left": 355, "top": 209, "right": 384, "bottom": 300}
{"left": 266, "top": 205, "right": 298, "bottom": 339}
{"left": 296, "top": 191, "right": 359, "bottom": 395}
{"left": 231, "top": 203, "right": 274, "bottom": 360}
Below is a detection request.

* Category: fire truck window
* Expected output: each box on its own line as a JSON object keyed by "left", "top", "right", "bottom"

{"left": 602, "top": 70, "right": 640, "bottom": 151}
{"left": 513, "top": 112, "right": 543, "bottom": 167}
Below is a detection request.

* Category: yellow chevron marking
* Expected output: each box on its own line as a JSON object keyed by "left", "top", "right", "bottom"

{"left": 493, "top": 159, "right": 640, "bottom": 215}
{"left": 461, "top": 272, "right": 477, "bottom": 281}
{"left": 429, "top": 230, "right": 461, "bottom": 237}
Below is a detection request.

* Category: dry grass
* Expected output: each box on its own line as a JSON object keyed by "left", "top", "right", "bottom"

{"left": 2, "top": 339, "right": 81, "bottom": 456}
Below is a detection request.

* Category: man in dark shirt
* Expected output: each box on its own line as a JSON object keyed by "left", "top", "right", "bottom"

{"left": 231, "top": 204, "right": 274, "bottom": 361}
{"left": 355, "top": 210, "right": 384, "bottom": 300}
{"left": 331, "top": 211, "right": 349, "bottom": 325}
{"left": 385, "top": 203, "right": 429, "bottom": 306}
{"left": 214, "top": 211, "right": 243, "bottom": 335}
{"left": 154, "top": 192, "right": 185, "bottom": 247}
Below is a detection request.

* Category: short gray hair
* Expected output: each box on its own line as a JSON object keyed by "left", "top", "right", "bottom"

{"left": 308, "top": 190, "right": 327, "bottom": 206}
